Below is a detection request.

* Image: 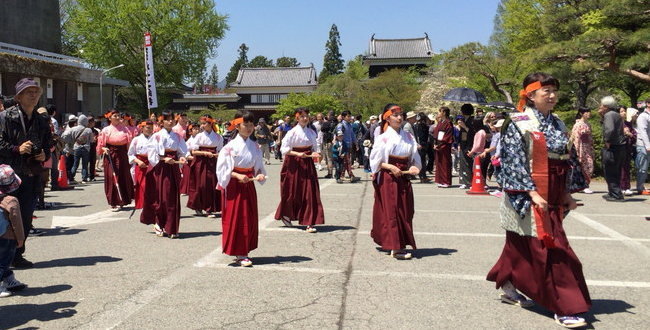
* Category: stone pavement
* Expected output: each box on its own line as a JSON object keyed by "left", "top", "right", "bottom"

{"left": 0, "top": 160, "right": 648, "bottom": 329}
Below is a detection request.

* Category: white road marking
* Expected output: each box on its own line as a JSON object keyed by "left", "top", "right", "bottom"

{"left": 568, "top": 211, "right": 650, "bottom": 258}
{"left": 202, "top": 263, "right": 344, "bottom": 274}
{"left": 84, "top": 177, "right": 336, "bottom": 329}
{"left": 355, "top": 231, "right": 650, "bottom": 242}
{"left": 50, "top": 209, "right": 128, "bottom": 228}
{"left": 416, "top": 209, "right": 498, "bottom": 214}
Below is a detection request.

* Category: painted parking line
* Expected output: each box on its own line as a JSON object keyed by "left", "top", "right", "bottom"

{"left": 568, "top": 211, "right": 650, "bottom": 258}
{"left": 355, "top": 231, "right": 650, "bottom": 242}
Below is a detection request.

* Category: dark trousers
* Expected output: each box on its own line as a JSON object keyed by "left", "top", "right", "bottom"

{"left": 50, "top": 150, "right": 60, "bottom": 189}
{"left": 89, "top": 143, "right": 97, "bottom": 179}
{"left": 603, "top": 145, "right": 626, "bottom": 199}
{"left": 10, "top": 174, "right": 39, "bottom": 258}
{"left": 65, "top": 152, "right": 74, "bottom": 179}
{"left": 458, "top": 147, "right": 472, "bottom": 185}
{"left": 418, "top": 147, "right": 428, "bottom": 178}
{"left": 334, "top": 158, "right": 344, "bottom": 180}
{"left": 426, "top": 146, "right": 434, "bottom": 172}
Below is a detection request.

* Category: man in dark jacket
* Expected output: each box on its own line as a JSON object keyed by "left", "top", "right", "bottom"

{"left": 598, "top": 96, "right": 626, "bottom": 201}
{"left": 0, "top": 78, "right": 52, "bottom": 268}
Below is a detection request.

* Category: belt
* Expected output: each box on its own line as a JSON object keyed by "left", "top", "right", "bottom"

{"left": 547, "top": 152, "right": 570, "bottom": 160}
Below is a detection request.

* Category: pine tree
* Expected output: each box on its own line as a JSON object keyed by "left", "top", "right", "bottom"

{"left": 276, "top": 56, "right": 300, "bottom": 67}
{"left": 320, "top": 24, "right": 344, "bottom": 82}
{"left": 248, "top": 55, "right": 274, "bottom": 68}
{"left": 226, "top": 43, "right": 249, "bottom": 84}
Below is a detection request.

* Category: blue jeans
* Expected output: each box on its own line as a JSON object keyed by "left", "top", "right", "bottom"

{"left": 636, "top": 146, "right": 649, "bottom": 191}
{"left": 71, "top": 148, "right": 90, "bottom": 181}
{"left": 0, "top": 238, "right": 17, "bottom": 281}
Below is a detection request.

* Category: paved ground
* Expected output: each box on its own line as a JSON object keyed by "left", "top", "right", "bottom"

{"left": 1, "top": 159, "right": 648, "bottom": 329}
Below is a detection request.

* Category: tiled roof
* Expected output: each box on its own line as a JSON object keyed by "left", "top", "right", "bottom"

{"left": 365, "top": 34, "right": 433, "bottom": 59}
{"left": 230, "top": 66, "right": 317, "bottom": 87}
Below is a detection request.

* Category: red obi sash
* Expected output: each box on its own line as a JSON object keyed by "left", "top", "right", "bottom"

{"left": 530, "top": 132, "right": 556, "bottom": 249}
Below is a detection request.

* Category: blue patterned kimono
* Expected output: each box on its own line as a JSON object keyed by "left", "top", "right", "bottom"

{"left": 498, "top": 108, "right": 588, "bottom": 218}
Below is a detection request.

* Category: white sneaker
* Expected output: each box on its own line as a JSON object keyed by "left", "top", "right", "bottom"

{"left": 0, "top": 282, "right": 12, "bottom": 298}
{"left": 390, "top": 250, "right": 412, "bottom": 260}
{"left": 623, "top": 189, "right": 634, "bottom": 196}
{"left": 459, "top": 184, "right": 468, "bottom": 189}
{"left": 305, "top": 226, "right": 317, "bottom": 233}
{"left": 554, "top": 314, "right": 587, "bottom": 328}
{"left": 236, "top": 257, "right": 253, "bottom": 267}
{"left": 437, "top": 184, "right": 449, "bottom": 188}
{"left": 4, "top": 274, "right": 26, "bottom": 291}
{"left": 582, "top": 188, "right": 593, "bottom": 194}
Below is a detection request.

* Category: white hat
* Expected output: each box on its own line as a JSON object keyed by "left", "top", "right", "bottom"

{"left": 428, "top": 114, "right": 436, "bottom": 121}
{"left": 369, "top": 115, "right": 378, "bottom": 120}
{"left": 494, "top": 119, "right": 505, "bottom": 128}
{"left": 406, "top": 111, "right": 416, "bottom": 119}
{"left": 626, "top": 108, "right": 639, "bottom": 122}
{"left": 68, "top": 114, "right": 78, "bottom": 121}
{"left": 277, "top": 119, "right": 284, "bottom": 124}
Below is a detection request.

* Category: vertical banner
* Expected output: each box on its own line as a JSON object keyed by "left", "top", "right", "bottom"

{"left": 144, "top": 32, "right": 158, "bottom": 109}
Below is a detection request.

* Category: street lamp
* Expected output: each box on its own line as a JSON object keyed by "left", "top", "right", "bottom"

{"left": 100, "top": 64, "right": 125, "bottom": 113}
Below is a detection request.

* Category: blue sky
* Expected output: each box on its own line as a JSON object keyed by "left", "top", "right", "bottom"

{"left": 210, "top": 0, "right": 501, "bottom": 76}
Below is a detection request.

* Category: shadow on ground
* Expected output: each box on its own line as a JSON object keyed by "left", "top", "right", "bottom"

{"left": 17, "top": 284, "right": 73, "bottom": 297}
{"left": 311, "top": 225, "right": 356, "bottom": 233}
{"left": 414, "top": 248, "right": 458, "bottom": 259}
{"left": 40, "top": 227, "right": 87, "bottom": 237}
{"left": 32, "top": 256, "right": 122, "bottom": 269}
{"left": 228, "top": 255, "right": 313, "bottom": 267}
{"left": 0, "top": 301, "right": 78, "bottom": 329}
{"left": 179, "top": 231, "right": 221, "bottom": 239}
{"left": 524, "top": 298, "right": 634, "bottom": 329}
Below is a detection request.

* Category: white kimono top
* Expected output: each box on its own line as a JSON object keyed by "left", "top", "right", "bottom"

{"left": 280, "top": 124, "right": 321, "bottom": 155}
{"left": 147, "top": 128, "right": 188, "bottom": 167}
{"left": 188, "top": 130, "right": 224, "bottom": 152}
{"left": 369, "top": 126, "right": 422, "bottom": 174}
{"left": 127, "top": 134, "right": 153, "bottom": 164}
{"left": 216, "top": 134, "right": 267, "bottom": 189}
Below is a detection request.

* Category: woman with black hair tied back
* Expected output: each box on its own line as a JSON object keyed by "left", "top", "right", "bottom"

{"left": 140, "top": 110, "right": 188, "bottom": 239}
{"left": 187, "top": 115, "right": 223, "bottom": 217}
{"left": 486, "top": 73, "right": 591, "bottom": 328}
{"left": 216, "top": 110, "right": 267, "bottom": 267}
{"left": 274, "top": 108, "right": 324, "bottom": 233}
{"left": 96, "top": 109, "right": 134, "bottom": 211}
{"left": 369, "top": 103, "right": 421, "bottom": 260}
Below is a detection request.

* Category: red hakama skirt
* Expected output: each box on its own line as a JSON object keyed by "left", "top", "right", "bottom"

{"left": 140, "top": 151, "right": 182, "bottom": 235}
{"left": 371, "top": 156, "right": 417, "bottom": 250}
{"left": 274, "top": 146, "right": 325, "bottom": 226}
{"left": 133, "top": 154, "right": 149, "bottom": 210}
{"left": 487, "top": 159, "right": 591, "bottom": 315}
{"left": 187, "top": 147, "right": 220, "bottom": 213}
{"left": 103, "top": 144, "right": 134, "bottom": 207}
{"left": 222, "top": 167, "right": 258, "bottom": 256}
{"left": 180, "top": 162, "right": 191, "bottom": 195}
{"left": 434, "top": 143, "right": 452, "bottom": 185}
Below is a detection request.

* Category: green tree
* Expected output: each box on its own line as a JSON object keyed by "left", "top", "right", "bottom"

{"left": 248, "top": 55, "right": 274, "bottom": 68}
{"left": 64, "top": 0, "right": 228, "bottom": 112}
{"left": 226, "top": 43, "right": 249, "bottom": 84}
{"left": 273, "top": 93, "right": 343, "bottom": 120}
{"left": 207, "top": 64, "right": 219, "bottom": 89}
{"left": 320, "top": 24, "right": 344, "bottom": 82}
{"left": 276, "top": 56, "right": 301, "bottom": 67}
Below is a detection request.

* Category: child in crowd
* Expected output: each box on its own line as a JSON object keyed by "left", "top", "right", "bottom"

{"left": 0, "top": 165, "right": 27, "bottom": 297}
{"left": 332, "top": 131, "right": 347, "bottom": 184}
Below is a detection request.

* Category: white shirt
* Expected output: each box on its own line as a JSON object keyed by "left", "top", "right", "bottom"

{"left": 127, "top": 134, "right": 153, "bottom": 164}
{"left": 188, "top": 130, "right": 224, "bottom": 151}
{"left": 280, "top": 124, "right": 320, "bottom": 155}
{"left": 147, "top": 128, "right": 188, "bottom": 167}
{"left": 312, "top": 120, "right": 323, "bottom": 145}
{"left": 186, "top": 135, "right": 196, "bottom": 152}
{"left": 216, "top": 135, "right": 266, "bottom": 189}
{"left": 369, "top": 126, "right": 422, "bottom": 174}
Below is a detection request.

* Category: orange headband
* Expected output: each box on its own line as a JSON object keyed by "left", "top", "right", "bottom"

{"left": 157, "top": 115, "right": 164, "bottom": 122}
{"left": 138, "top": 121, "right": 152, "bottom": 128}
{"left": 382, "top": 106, "right": 402, "bottom": 120}
{"left": 228, "top": 117, "right": 244, "bottom": 131}
{"left": 517, "top": 81, "right": 543, "bottom": 111}
{"left": 200, "top": 116, "right": 215, "bottom": 124}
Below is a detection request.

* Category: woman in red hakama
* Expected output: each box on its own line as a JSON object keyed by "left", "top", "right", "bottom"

{"left": 274, "top": 108, "right": 324, "bottom": 233}
{"left": 97, "top": 110, "right": 134, "bottom": 211}
{"left": 486, "top": 73, "right": 590, "bottom": 328}
{"left": 432, "top": 107, "right": 453, "bottom": 187}
{"left": 128, "top": 120, "right": 154, "bottom": 210}
{"left": 369, "top": 104, "right": 421, "bottom": 260}
{"left": 217, "top": 111, "right": 267, "bottom": 267}
{"left": 187, "top": 116, "right": 224, "bottom": 217}
{"left": 140, "top": 111, "right": 188, "bottom": 239}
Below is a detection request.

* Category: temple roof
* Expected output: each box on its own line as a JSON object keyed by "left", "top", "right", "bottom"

{"left": 365, "top": 34, "right": 433, "bottom": 60}
{"left": 230, "top": 66, "right": 317, "bottom": 88}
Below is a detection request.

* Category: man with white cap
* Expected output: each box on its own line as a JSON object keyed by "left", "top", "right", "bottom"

{"left": 0, "top": 78, "right": 53, "bottom": 268}
{"left": 403, "top": 111, "right": 416, "bottom": 136}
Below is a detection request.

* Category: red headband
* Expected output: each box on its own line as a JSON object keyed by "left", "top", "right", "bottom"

{"left": 382, "top": 106, "right": 402, "bottom": 120}
{"left": 200, "top": 116, "right": 215, "bottom": 124}
{"left": 228, "top": 117, "right": 244, "bottom": 131}
{"left": 138, "top": 121, "right": 152, "bottom": 128}
{"left": 517, "top": 81, "right": 543, "bottom": 111}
